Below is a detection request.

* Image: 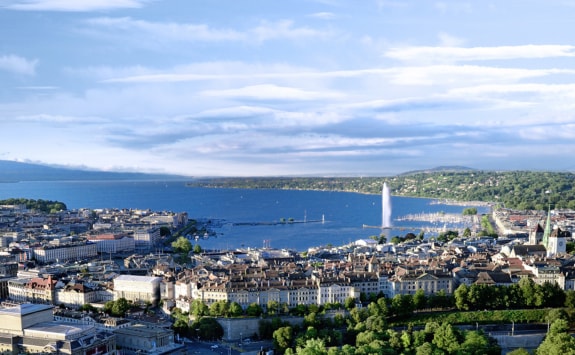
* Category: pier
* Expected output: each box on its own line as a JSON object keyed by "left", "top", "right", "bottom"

{"left": 233, "top": 219, "right": 324, "bottom": 226}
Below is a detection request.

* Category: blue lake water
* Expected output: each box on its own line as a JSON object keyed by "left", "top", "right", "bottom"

{"left": 0, "top": 180, "right": 489, "bottom": 251}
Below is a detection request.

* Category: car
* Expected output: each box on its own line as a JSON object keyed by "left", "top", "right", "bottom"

{"left": 210, "top": 344, "right": 219, "bottom": 349}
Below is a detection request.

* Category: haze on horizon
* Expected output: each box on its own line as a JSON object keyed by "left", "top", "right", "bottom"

{"left": 1, "top": 0, "right": 575, "bottom": 177}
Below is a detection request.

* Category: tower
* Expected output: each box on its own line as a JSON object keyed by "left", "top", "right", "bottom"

{"left": 547, "top": 228, "right": 569, "bottom": 257}
{"left": 529, "top": 223, "right": 544, "bottom": 245}
{"left": 542, "top": 208, "right": 552, "bottom": 249}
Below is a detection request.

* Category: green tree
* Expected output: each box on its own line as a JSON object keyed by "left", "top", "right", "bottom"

{"left": 111, "top": 298, "right": 130, "bottom": 317}
{"left": 209, "top": 300, "right": 229, "bottom": 317}
{"left": 297, "top": 338, "right": 328, "bottom": 355}
{"left": 190, "top": 317, "right": 224, "bottom": 340}
{"left": 190, "top": 299, "right": 209, "bottom": 318}
{"left": 246, "top": 302, "right": 263, "bottom": 317}
{"left": 193, "top": 244, "right": 202, "bottom": 254}
{"left": 229, "top": 302, "right": 243, "bottom": 317}
{"left": 344, "top": 297, "right": 356, "bottom": 310}
{"left": 536, "top": 319, "right": 575, "bottom": 355}
{"left": 454, "top": 284, "right": 469, "bottom": 310}
{"left": 413, "top": 289, "right": 428, "bottom": 310}
{"left": 171, "top": 236, "right": 192, "bottom": 254}
{"left": 273, "top": 326, "right": 293, "bottom": 354}
{"left": 267, "top": 300, "right": 280, "bottom": 315}
{"left": 432, "top": 323, "right": 461, "bottom": 354}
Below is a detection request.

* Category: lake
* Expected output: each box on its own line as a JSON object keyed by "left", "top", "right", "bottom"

{"left": 0, "top": 180, "right": 489, "bottom": 251}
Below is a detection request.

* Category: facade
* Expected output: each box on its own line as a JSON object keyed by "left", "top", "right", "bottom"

{"left": 8, "top": 276, "right": 57, "bottom": 304}
{"left": 87, "top": 233, "right": 136, "bottom": 254}
{"left": 114, "top": 323, "right": 184, "bottom": 355}
{"left": 389, "top": 270, "right": 454, "bottom": 297}
{"left": 31, "top": 242, "right": 98, "bottom": 264}
{"left": 547, "top": 228, "right": 569, "bottom": 256}
{"left": 133, "top": 227, "right": 161, "bottom": 252}
{"left": 55, "top": 279, "right": 102, "bottom": 308}
{"left": 0, "top": 303, "right": 116, "bottom": 355}
{"left": 113, "top": 275, "right": 163, "bottom": 306}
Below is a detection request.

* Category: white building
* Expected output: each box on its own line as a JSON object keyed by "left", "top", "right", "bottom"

{"left": 113, "top": 275, "right": 162, "bottom": 306}
{"left": 87, "top": 233, "right": 135, "bottom": 254}
{"left": 32, "top": 242, "right": 98, "bottom": 264}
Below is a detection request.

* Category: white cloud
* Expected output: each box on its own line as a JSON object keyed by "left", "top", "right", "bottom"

{"left": 384, "top": 44, "right": 575, "bottom": 63}
{"left": 84, "top": 17, "right": 331, "bottom": 44}
{"left": 4, "top": 0, "right": 148, "bottom": 11}
{"left": 0, "top": 54, "right": 37, "bottom": 75}
{"left": 201, "top": 84, "right": 343, "bottom": 101}
{"left": 309, "top": 12, "right": 336, "bottom": 20}
{"left": 438, "top": 32, "right": 465, "bottom": 47}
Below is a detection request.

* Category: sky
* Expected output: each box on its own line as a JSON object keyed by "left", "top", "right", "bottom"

{"left": 1, "top": 0, "right": 575, "bottom": 177}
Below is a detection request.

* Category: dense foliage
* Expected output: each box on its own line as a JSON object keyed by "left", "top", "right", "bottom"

{"left": 187, "top": 170, "right": 575, "bottom": 210}
{"left": 0, "top": 198, "right": 67, "bottom": 213}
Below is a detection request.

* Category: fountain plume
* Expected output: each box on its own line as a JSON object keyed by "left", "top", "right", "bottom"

{"left": 382, "top": 182, "right": 392, "bottom": 228}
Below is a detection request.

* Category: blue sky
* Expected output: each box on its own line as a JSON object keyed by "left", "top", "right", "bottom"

{"left": 1, "top": 0, "right": 575, "bottom": 176}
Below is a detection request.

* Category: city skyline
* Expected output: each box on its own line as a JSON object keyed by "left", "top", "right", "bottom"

{"left": 1, "top": 0, "right": 575, "bottom": 176}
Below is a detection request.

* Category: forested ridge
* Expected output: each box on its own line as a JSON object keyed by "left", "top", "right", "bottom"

{"left": 0, "top": 198, "right": 67, "bottom": 213}
{"left": 188, "top": 171, "right": 575, "bottom": 210}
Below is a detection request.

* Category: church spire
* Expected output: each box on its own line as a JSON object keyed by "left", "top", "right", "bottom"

{"left": 542, "top": 204, "right": 552, "bottom": 248}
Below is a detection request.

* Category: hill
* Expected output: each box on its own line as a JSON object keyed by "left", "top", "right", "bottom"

{"left": 0, "top": 160, "right": 189, "bottom": 182}
{"left": 188, "top": 170, "right": 575, "bottom": 210}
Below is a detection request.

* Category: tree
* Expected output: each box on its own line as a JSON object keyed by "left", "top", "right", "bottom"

{"left": 344, "top": 297, "right": 356, "bottom": 310}
{"left": 190, "top": 299, "right": 209, "bottom": 318}
{"left": 413, "top": 289, "right": 428, "bottom": 310}
{"left": 209, "top": 300, "right": 229, "bottom": 317}
{"left": 297, "top": 338, "right": 328, "bottom": 355}
{"left": 391, "top": 294, "right": 414, "bottom": 318}
{"left": 507, "top": 349, "right": 531, "bottom": 355}
{"left": 246, "top": 302, "right": 263, "bottom": 317}
{"left": 536, "top": 319, "right": 575, "bottom": 355}
{"left": 229, "top": 302, "right": 243, "bottom": 317}
{"left": 171, "top": 236, "right": 192, "bottom": 254}
{"left": 565, "top": 290, "right": 575, "bottom": 308}
{"left": 432, "top": 323, "right": 461, "bottom": 354}
{"left": 454, "top": 284, "right": 469, "bottom": 311}
{"left": 191, "top": 317, "right": 224, "bottom": 340}
{"left": 273, "top": 326, "right": 293, "bottom": 354}
{"left": 193, "top": 244, "right": 202, "bottom": 254}
{"left": 268, "top": 300, "right": 280, "bottom": 315}
{"left": 111, "top": 298, "right": 130, "bottom": 317}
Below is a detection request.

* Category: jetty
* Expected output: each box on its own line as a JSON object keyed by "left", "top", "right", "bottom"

{"left": 233, "top": 219, "right": 324, "bottom": 226}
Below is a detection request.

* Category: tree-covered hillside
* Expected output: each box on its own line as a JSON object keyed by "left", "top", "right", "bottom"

{"left": 188, "top": 171, "right": 575, "bottom": 210}
{"left": 0, "top": 198, "right": 67, "bottom": 213}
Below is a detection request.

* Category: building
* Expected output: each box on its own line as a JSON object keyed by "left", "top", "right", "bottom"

{"left": 133, "top": 227, "right": 161, "bottom": 252}
{"left": 31, "top": 242, "right": 98, "bottom": 264}
{"left": 114, "top": 323, "right": 184, "bottom": 355}
{"left": 389, "top": 269, "right": 454, "bottom": 296}
{"left": 113, "top": 275, "right": 163, "bottom": 306}
{"left": 0, "top": 303, "right": 116, "bottom": 355}
{"left": 55, "top": 279, "right": 102, "bottom": 308}
{"left": 547, "top": 228, "right": 570, "bottom": 256}
{"left": 8, "top": 276, "right": 57, "bottom": 304}
{"left": 87, "top": 233, "right": 136, "bottom": 254}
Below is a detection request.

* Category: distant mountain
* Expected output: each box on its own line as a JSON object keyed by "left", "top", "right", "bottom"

{"left": 399, "top": 166, "right": 477, "bottom": 176}
{"left": 0, "top": 160, "right": 190, "bottom": 182}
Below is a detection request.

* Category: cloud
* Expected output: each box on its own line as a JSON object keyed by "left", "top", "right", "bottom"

{"left": 83, "top": 17, "right": 331, "bottom": 44}
{"left": 200, "top": 84, "right": 343, "bottom": 101}
{"left": 438, "top": 32, "right": 465, "bottom": 47}
{"left": 309, "top": 12, "right": 337, "bottom": 20}
{"left": 3, "top": 0, "right": 148, "bottom": 11}
{"left": 0, "top": 54, "right": 37, "bottom": 75}
{"left": 384, "top": 44, "right": 575, "bottom": 63}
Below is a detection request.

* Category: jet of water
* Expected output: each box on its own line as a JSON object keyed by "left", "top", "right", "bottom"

{"left": 382, "top": 182, "right": 392, "bottom": 228}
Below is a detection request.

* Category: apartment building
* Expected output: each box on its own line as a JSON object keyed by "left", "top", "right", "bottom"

{"left": 31, "top": 241, "right": 98, "bottom": 264}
